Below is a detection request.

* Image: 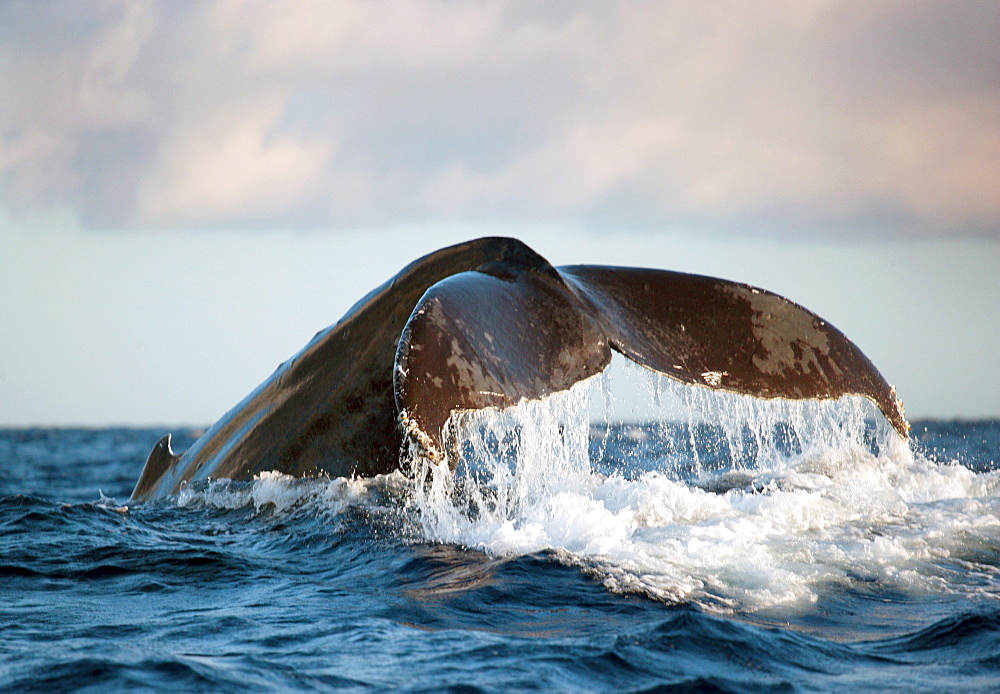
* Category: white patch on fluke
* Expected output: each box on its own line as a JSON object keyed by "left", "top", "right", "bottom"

{"left": 701, "top": 370, "right": 727, "bottom": 387}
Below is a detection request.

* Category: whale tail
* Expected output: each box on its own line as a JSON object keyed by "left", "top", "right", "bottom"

{"left": 131, "top": 237, "right": 908, "bottom": 501}
{"left": 395, "top": 248, "right": 909, "bottom": 462}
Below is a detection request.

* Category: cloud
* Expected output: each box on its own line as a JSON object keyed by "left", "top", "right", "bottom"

{"left": 1, "top": 0, "right": 997, "bottom": 236}
{"left": 135, "top": 95, "right": 333, "bottom": 226}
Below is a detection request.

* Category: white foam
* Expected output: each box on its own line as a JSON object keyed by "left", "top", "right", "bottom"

{"left": 405, "top": 369, "right": 1000, "bottom": 612}
{"left": 176, "top": 469, "right": 410, "bottom": 522}
{"left": 165, "top": 361, "right": 999, "bottom": 612}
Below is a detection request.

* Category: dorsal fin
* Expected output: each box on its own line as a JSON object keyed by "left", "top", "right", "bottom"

{"left": 131, "top": 434, "right": 182, "bottom": 500}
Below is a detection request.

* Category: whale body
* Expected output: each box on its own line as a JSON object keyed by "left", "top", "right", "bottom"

{"left": 131, "top": 237, "right": 908, "bottom": 501}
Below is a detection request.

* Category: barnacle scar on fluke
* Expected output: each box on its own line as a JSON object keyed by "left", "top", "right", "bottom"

{"left": 131, "top": 237, "right": 908, "bottom": 501}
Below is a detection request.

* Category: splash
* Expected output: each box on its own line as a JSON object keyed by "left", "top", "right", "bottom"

{"left": 405, "top": 360, "right": 1000, "bottom": 612}
{"left": 174, "top": 469, "right": 412, "bottom": 526}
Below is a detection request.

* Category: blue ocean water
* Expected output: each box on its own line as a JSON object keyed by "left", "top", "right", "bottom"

{"left": 2, "top": 378, "right": 999, "bottom": 692}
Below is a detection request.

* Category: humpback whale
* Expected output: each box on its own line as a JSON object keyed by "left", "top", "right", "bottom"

{"left": 131, "top": 237, "right": 908, "bottom": 501}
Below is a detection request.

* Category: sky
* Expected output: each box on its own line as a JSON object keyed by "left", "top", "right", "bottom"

{"left": 1, "top": 0, "right": 998, "bottom": 426}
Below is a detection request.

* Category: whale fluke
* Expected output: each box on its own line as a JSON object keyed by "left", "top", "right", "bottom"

{"left": 395, "top": 263, "right": 613, "bottom": 458}
{"left": 131, "top": 237, "right": 907, "bottom": 501}
{"left": 558, "top": 266, "right": 909, "bottom": 438}
{"left": 395, "top": 253, "right": 909, "bottom": 460}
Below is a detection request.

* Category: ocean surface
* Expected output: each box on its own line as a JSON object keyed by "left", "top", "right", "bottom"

{"left": 2, "top": 369, "right": 999, "bottom": 692}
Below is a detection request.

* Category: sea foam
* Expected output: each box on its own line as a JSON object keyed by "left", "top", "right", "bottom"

{"left": 405, "top": 359, "right": 1000, "bottom": 612}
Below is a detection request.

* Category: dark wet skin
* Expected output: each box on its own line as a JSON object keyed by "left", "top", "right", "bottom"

{"left": 132, "top": 237, "right": 907, "bottom": 501}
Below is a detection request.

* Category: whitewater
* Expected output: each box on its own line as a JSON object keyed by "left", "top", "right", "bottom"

{"left": 2, "top": 359, "right": 999, "bottom": 691}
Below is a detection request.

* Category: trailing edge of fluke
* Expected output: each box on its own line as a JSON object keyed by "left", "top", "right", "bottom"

{"left": 131, "top": 237, "right": 908, "bottom": 501}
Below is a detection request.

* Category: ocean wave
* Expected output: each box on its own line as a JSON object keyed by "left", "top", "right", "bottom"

{"left": 402, "top": 374, "right": 1000, "bottom": 613}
